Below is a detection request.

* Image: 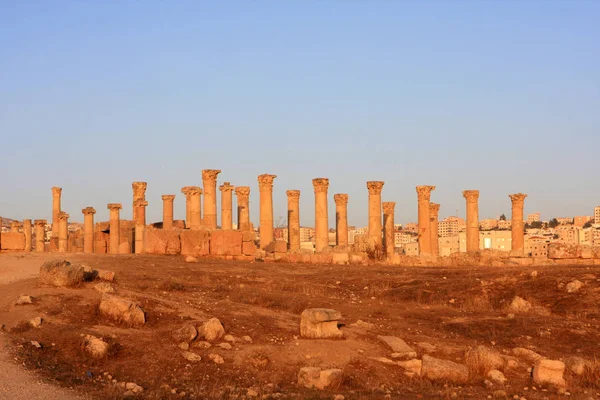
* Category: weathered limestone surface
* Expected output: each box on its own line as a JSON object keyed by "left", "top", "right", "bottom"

{"left": 219, "top": 182, "right": 234, "bottom": 230}
{"left": 382, "top": 202, "right": 395, "bottom": 256}
{"left": 312, "top": 178, "right": 329, "bottom": 252}
{"left": 510, "top": 193, "right": 527, "bottom": 254}
{"left": 144, "top": 227, "right": 181, "bottom": 255}
{"left": 202, "top": 169, "right": 221, "bottom": 229}
{"left": 34, "top": 220, "right": 46, "bottom": 252}
{"left": 421, "top": 355, "right": 469, "bottom": 383}
{"left": 39, "top": 259, "right": 84, "bottom": 287}
{"left": 131, "top": 181, "right": 147, "bottom": 225}
{"left": 210, "top": 230, "right": 242, "bottom": 256}
{"left": 0, "top": 232, "right": 25, "bottom": 250}
{"left": 547, "top": 243, "right": 579, "bottom": 259}
{"left": 300, "top": 308, "right": 343, "bottom": 339}
{"left": 235, "top": 186, "right": 251, "bottom": 232}
{"left": 533, "top": 359, "right": 566, "bottom": 388}
{"left": 99, "top": 294, "right": 145, "bottom": 327}
{"left": 286, "top": 190, "right": 301, "bottom": 251}
{"left": 258, "top": 174, "right": 276, "bottom": 249}
{"left": 82, "top": 207, "right": 96, "bottom": 253}
{"left": 57, "top": 211, "right": 69, "bottom": 253}
{"left": 23, "top": 219, "right": 32, "bottom": 252}
{"left": 462, "top": 190, "right": 480, "bottom": 252}
{"left": 107, "top": 204, "right": 122, "bottom": 254}
{"left": 333, "top": 194, "right": 349, "bottom": 247}
{"left": 180, "top": 229, "right": 210, "bottom": 256}
{"left": 377, "top": 335, "right": 417, "bottom": 359}
{"left": 161, "top": 195, "right": 176, "bottom": 229}
{"left": 51, "top": 186, "right": 62, "bottom": 238}
{"left": 367, "top": 181, "right": 384, "bottom": 247}
{"left": 416, "top": 186, "right": 436, "bottom": 255}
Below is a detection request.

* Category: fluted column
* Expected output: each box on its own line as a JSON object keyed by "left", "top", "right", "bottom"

{"left": 23, "top": 219, "right": 32, "bottom": 252}
{"left": 312, "top": 178, "right": 330, "bottom": 252}
{"left": 333, "top": 194, "right": 349, "bottom": 247}
{"left": 57, "top": 212, "right": 69, "bottom": 253}
{"left": 107, "top": 203, "right": 122, "bottom": 254}
{"left": 132, "top": 182, "right": 147, "bottom": 225}
{"left": 162, "top": 195, "right": 175, "bottom": 229}
{"left": 382, "top": 202, "right": 396, "bottom": 257}
{"left": 202, "top": 169, "right": 221, "bottom": 229}
{"left": 258, "top": 174, "right": 277, "bottom": 249}
{"left": 416, "top": 185, "right": 436, "bottom": 256}
{"left": 82, "top": 207, "right": 96, "bottom": 254}
{"left": 367, "top": 181, "right": 384, "bottom": 248}
{"left": 34, "top": 220, "right": 46, "bottom": 252}
{"left": 429, "top": 202, "right": 440, "bottom": 257}
{"left": 219, "top": 182, "right": 235, "bottom": 230}
{"left": 235, "top": 187, "right": 251, "bottom": 232}
{"left": 51, "top": 186, "right": 62, "bottom": 238}
{"left": 510, "top": 193, "right": 527, "bottom": 254}
{"left": 463, "top": 190, "right": 480, "bottom": 253}
{"left": 286, "top": 190, "right": 300, "bottom": 251}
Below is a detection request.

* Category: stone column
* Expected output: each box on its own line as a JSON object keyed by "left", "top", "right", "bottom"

{"left": 235, "top": 186, "right": 251, "bottom": 232}
{"left": 258, "top": 174, "right": 277, "bottom": 249}
{"left": 219, "top": 182, "right": 235, "bottom": 230}
{"left": 286, "top": 190, "right": 301, "bottom": 251}
{"left": 34, "top": 220, "right": 46, "bottom": 252}
{"left": 51, "top": 186, "right": 62, "bottom": 238}
{"left": 462, "top": 190, "right": 480, "bottom": 253}
{"left": 312, "top": 178, "right": 330, "bottom": 252}
{"left": 429, "top": 203, "right": 440, "bottom": 257}
{"left": 162, "top": 195, "right": 175, "bottom": 229}
{"left": 333, "top": 194, "right": 349, "bottom": 247}
{"left": 181, "top": 186, "right": 202, "bottom": 229}
{"left": 107, "top": 203, "right": 122, "bottom": 254}
{"left": 57, "top": 211, "right": 69, "bottom": 253}
{"left": 181, "top": 187, "right": 192, "bottom": 228}
{"left": 509, "top": 193, "right": 527, "bottom": 254}
{"left": 132, "top": 182, "right": 147, "bottom": 225}
{"left": 202, "top": 169, "right": 221, "bottom": 229}
{"left": 23, "top": 219, "right": 32, "bottom": 252}
{"left": 416, "top": 185, "right": 436, "bottom": 256}
{"left": 367, "top": 181, "right": 384, "bottom": 248}
{"left": 82, "top": 207, "right": 96, "bottom": 254}
{"left": 382, "top": 202, "right": 396, "bottom": 257}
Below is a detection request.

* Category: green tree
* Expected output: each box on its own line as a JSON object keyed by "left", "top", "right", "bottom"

{"left": 499, "top": 214, "right": 507, "bottom": 221}
{"left": 583, "top": 220, "right": 593, "bottom": 229}
{"left": 548, "top": 218, "right": 559, "bottom": 228}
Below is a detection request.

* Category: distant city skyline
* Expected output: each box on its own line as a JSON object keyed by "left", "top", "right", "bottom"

{"left": 1, "top": 1, "right": 598, "bottom": 226}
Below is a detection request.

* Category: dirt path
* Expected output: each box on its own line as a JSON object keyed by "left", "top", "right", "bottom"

{"left": 0, "top": 253, "right": 84, "bottom": 400}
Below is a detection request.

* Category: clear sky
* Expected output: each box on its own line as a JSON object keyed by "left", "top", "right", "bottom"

{"left": 1, "top": 1, "right": 599, "bottom": 227}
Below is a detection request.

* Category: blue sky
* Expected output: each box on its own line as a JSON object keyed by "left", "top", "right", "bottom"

{"left": 1, "top": 1, "right": 598, "bottom": 227}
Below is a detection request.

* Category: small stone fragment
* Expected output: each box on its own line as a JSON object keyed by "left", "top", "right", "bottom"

{"left": 29, "top": 317, "right": 43, "bottom": 328}
{"left": 184, "top": 256, "right": 198, "bottom": 263}
{"left": 172, "top": 324, "right": 198, "bottom": 343}
{"left": 94, "top": 282, "right": 115, "bottom": 293}
{"left": 217, "top": 343, "right": 232, "bottom": 350}
{"left": 209, "top": 353, "right": 225, "bottom": 364}
{"left": 488, "top": 369, "right": 507, "bottom": 385}
{"left": 566, "top": 280, "right": 584, "bottom": 293}
{"left": 182, "top": 351, "right": 201, "bottom": 362}
{"left": 15, "top": 295, "right": 33, "bottom": 305}
{"left": 298, "top": 367, "right": 342, "bottom": 390}
{"left": 83, "top": 335, "right": 109, "bottom": 358}
{"left": 224, "top": 334, "right": 236, "bottom": 342}
{"left": 242, "top": 335, "right": 253, "bottom": 343}
{"left": 508, "top": 296, "right": 532, "bottom": 313}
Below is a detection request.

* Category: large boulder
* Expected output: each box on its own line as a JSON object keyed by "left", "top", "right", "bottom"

{"left": 199, "top": 318, "right": 225, "bottom": 342}
{"left": 300, "top": 308, "right": 343, "bottom": 339}
{"left": 173, "top": 324, "right": 198, "bottom": 343}
{"left": 298, "top": 367, "right": 342, "bottom": 390}
{"left": 98, "top": 294, "right": 145, "bottom": 327}
{"left": 39, "top": 260, "right": 85, "bottom": 287}
{"left": 421, "top": 355, "right": 469, "bottom": 383}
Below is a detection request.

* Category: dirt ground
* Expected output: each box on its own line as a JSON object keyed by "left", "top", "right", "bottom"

{"left": 1, "top": 252, "right": 600, "bottom": 400}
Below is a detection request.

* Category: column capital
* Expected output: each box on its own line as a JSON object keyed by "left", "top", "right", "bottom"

{"left": 367, "top": 181, "right": 384, "bottom": 195}
{"left": 416, "top": 185, "right": 436, "bottom": 200}
{"left": 333, "top": 193, "right": 348, "bottom": 205}
{"left": 219, "top": 182, "right": 235, "bottom": 193}
{"left": 82, "top": 207, "right": 96, "bottom": 215}
{"left": 202, "top": 169, "right": 222, "bottom": 182}
{"left": 58, "top": 211, "right": 70, "bottom": 220}
{"left": 429, "top": 202, "right": 440, "bottom": 215}
{"left": 34, "top": 219, "right": 47, "bottom": 226}
{"left": 162, "top": 194, "right": 176, "bottom": 201}
{"left": 312, "top": 178, "right": 329, "bottom": 193}
{"left": 107, "top": 203, "right": 122, "bottom": 211}
{"left": 134, "top": 199, "right": 149, "bottom": 207}
{"left": 181, "top": 186, "right": 202, "bottom": 196}
{"left": 132, "top": 181, "right": 147, "bottom": 196}
{"left": 382, "top": 201, "right": 396, "bottom": 214}
{"left": 52, "top": 186, "right": 62, "bottom": 196}
{"left": 509, "top": 193, "right": 527, "bottom": 204}
{"left": 258, "top": 174, "right": 277, "bottom": 190}
{"left": 462, "top": 190, "right": 480, "bottom": 201}
{"left": 286, "top": 190, "right": 301, "bottom": 199}
{"left": 235, "top": 186, "right": 250, "bottom": 200}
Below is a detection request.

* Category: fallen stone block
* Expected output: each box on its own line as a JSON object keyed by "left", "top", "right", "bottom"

{"left": 242, "top": 241, "right": 257, "bottom": 256}
{"left": 82, "top": 334, "right": 109, "bottom": 358}
{"left": 566, "top": 280, "right": 584, "bottom": 293}
{"left": 300, "top": 308, "right": 343, "bottom": 339}
{"left": 173, "top": 324, "right": 198, "bottom": 343}
{"left": 94, "top": 282, "right": 115, "bottom": 293}
{"left": 421, "top": 355, "right": 469, "bottom": 383}
{"left": 507, "top": 296, "right": 532, "bottom": 313}
{"left": 533, "top": 359, "right": 566, "bottom": 388}
{"left": 199, "top": 318, "right": 225, "bottom": 342}
{"left": 397, "top": 359, "right": 422, "bottom": 377}
{"left": 39, "top": 260, "right": 85, "bottom": 287}
{"left": 377, "top": 336, "right": 416, "bottom": 359}
{"left": 98, "top": 294, "right": 145, "bottom": 327}
{"left": 298, "top": 367, "right": 342, "bottom": 390}
{"left": 512, "top": 347, "right": 544, "bottom": 364}
{"left": 15, "top": 295, "right": 33, "bottom": 306}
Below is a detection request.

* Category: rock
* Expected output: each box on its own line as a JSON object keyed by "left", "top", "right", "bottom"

{"left": 465, "top": 345, "right": 504, "bottom": 373}
{"left": 565, "top": 357, "right": 587, "bottom": 376}
{"left": 39, "top": 260, "right": 85, "bottom": 287}
{"left": 421, "top": 355, "right": 469, "bottom": 383}
{"left": 224, "top": 334, "right": 236, "bottom": 342}
{"left": 350, "top": 320, "right": 376, "bottom": 330}
{"left": 30, "top": 341, "right": 41, "bottom": 348}
{"left": 178, "top": 342, "right": 189, "bottom": 350}
{"left": 533, "top": 359, "right": 566, "bottom": 388}
{"left": 566, "top": 280, "right": 584, "bottom": 293}
{"left": 172, "top": 324, "right": 198, "bottom": 343}
{"left": 192, "top": 341, "right": 212, "bottom": 349}
{"left": 370, "top": 357, "right": 396, "bottom": 365}
{"left": 333, "top": 395, "right": 345, "bottom": 400}
{"left": 246, "top": 388, "right": 258, "bottom": 397}
{"left": 208, "top": 353, "right": 225, "bottom": 364}
{"left": 125, "top": 383, "right": 143, "bottom": 394}
{"left": 298, "top": 367, "right": 343, "bottom": 390}
{"left": 217, "top": 343, "right": 232, "bottom": 350}
{"left": 377, "top": 336, "right": 417, "bottom": 359}
{"left": 184, "top": 256, "right": 198, "bottom": 263}
{"left": 493, "top": 390, "right": 508, "bottom": 399}
{"left": 397, "top": 359, "right": 422, "bottom": 377}
{"left": 242, "top": 335, "right": 253, "bottom": 343}
{"left": 15, "top": 295, "right": 33, "bottom": 305}
{"left": 98, "top": 294, "right": 145, "bottom": 327}
{"left": 508, "top": 296, "right": 532, "bottom": 313}
{"left": 512, "top": 348, "right": 544, "bottom": 364}
{"left": 97, "top": 270, "right": 116, "bottom": 282}
{"left": 488, "top": 369, "right": 507, "bottom": 385}
{"left": 29, "top": 317, "right": 42, "bottom": 328}
{"left": 199, "top": 318, "right": 225, "bottom": 342}
{"left": 94, "top": 282, "right": 115, "bottom": 293}
{"left": 182, "top": 351, "right": 201, "bottom": 362}
{"left": 83, "top": 335, "right": 109, "bottom": 358}
{"left": 300, "top": 308, "right": 343, "bottom": 339}
{"left": 416, "top": 342, "right": 437, "bottom": 353}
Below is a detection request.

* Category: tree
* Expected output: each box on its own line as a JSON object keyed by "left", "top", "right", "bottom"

{"left": 530, "top": 221, "right": 543, "bottom": 229}
{"left": 583, "top": 220, "right": 593, "bottom": 229}
{"left": 548, "top": 218, "right": 559, "bottom": 228}
{"left": 499, "top": 214, "right": 507, "bottom": 221}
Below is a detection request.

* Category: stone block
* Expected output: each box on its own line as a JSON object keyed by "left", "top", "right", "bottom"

{"left": 118, "top": 241, "right": 131, "bottom": 254}
{"left": 533, "top": 359, "right": 566, "bottom": 388}
{"left": 242, "top": 240, "right": 256, "bottom": 256}
{"left": 300, "top": 308, "right": 343, "bottom": 339}
{"left": 265, "top": 240, "right": 287, "bottom": 253}
{"left": 332, "top": 252, "right": 349, "bottom": 265}
{"left": 180, "top": 229, "right": 210, "bottom": 256}
{"left": 580, "top": 245, "right": 593, "bottom": 259}
{"left": 173, "top": 220, "right": 186, "bottom": 229}
{"left": 298, "top": 367, "right": 342, "bottom": 390}
{"left": 421, "top": 355, "right": 469, "bottom": 383}
{"left": 548, "top": 243, "right": 579, "bottom": 259}
{"left": 0, "top": 232, "right": 25, "bottom": 250}
{"left": 377, "top": 336, "right": 417, "bottom": 359}
{"left": 145, "top": 228, "right": 181, "bottom": 255}
{"left": 49, "top": 237, "right": 58, "bottom": 252}
{"left": 94, "top": 241, "right": 108, "bottom": 254}
{"left": 210, "top": 230, "right": 242, "bottom": 256}
{"left": 242, "top": 231, "right": 256, "bottom": 242}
